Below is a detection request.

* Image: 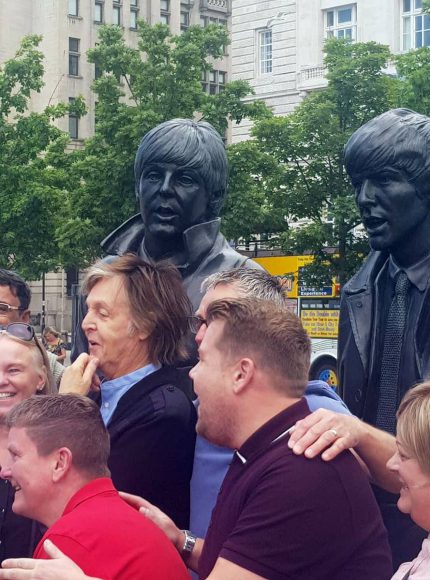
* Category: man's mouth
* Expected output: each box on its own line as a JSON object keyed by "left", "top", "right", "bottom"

{"left": 0, "top": 393, "right": 16, "bottom": 399}
{"left": 12, "top": 483, "right": 21, "bottom": 492}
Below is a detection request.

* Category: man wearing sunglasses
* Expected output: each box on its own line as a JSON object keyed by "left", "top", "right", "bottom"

{"left": 0, "top": 269, "right": 64, "bottom": 387}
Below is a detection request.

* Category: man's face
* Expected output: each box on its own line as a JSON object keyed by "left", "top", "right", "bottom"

{"left": 2, "top": 427, "right": 54, "bottom": 522}
{"left": 195, "top": 283, "right": 241, "bottom": 346}
{"left": 354, "top": 167, "right": 430, "bottom": 253}
{"left": 189, "top": 320, "right": 235, "bottom": 448}
{"left": 82, "top": 276, "right": 148, "bottom": 379}
{"left": 0, "top": 285, "right": 29, "bottom": 327}
{"left": 0, "top": 337, "right": 45, "bottom": 419}
{"left": 138, "top": 161, "right": 210, "bottom": 239}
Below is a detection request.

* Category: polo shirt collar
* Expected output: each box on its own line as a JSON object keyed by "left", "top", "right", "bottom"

{"left": 62, "top": 478, "right": 116, "bottom": 517}
{"left": 235, "top": 398, "right": 309, "bottom": 465}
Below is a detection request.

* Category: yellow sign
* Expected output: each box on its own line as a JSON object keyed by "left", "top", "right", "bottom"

{"left": 254, "top": 255, "right": 335, "bottom": 299}
{"left": 300, "top": 309, "right": 340, "bottom": 339}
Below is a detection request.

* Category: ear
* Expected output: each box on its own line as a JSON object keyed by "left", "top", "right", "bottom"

{"left": 231, "top": 358, "right": 255, "bottom": 395}
{"left": 19, "top": 309, "right": 30, "bottom": 323}
{"left": 36, "top": 366, "right": 48, "bottom": 393}
{"left": 52, "top": 448, "right": 73, "bottom": 483}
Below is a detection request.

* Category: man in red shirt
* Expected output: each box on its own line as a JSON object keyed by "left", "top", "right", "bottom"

{"left": 0, "top": 394, "right": 188, "bottom": 580}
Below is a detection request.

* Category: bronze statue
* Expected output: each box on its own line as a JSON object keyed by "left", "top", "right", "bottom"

{"left": 72, "top": 119, "right": 261, "bottom": 358}
{"left": 339, "top": 108, "right": 430, "bottom": 566}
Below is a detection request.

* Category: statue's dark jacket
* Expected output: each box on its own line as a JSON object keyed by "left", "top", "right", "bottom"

{"left": 338, "top": 249, "right": 430, "bottom": 418}
{"left": 72, "top": 214, "right": 262, "bottom": 359}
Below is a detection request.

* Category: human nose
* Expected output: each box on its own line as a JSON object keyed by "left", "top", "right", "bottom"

{"left": 0, "top": 371, "right": 10, "bottom": 387}
{"left": 0, "top": 463, "right": 12, "bottom": 481}
{"left": 82, "top": 310, "right": 95, "bottom": 333}
{"left": 386, "top": 451, "right": 400, "bottom": 473}
{"left": 356, "top": 179, "right": 377, "bottom": 208}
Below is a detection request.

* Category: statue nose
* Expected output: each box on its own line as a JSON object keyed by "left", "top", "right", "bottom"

{"left": 357, "top": 179, "right": 376, "bottom": 207}
{"left": 160, "top": 173, "right": 174, "bottom": 194}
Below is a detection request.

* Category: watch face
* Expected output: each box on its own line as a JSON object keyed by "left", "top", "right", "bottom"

{"left": 183, "top": 530, "right": 197, "bottom": 553}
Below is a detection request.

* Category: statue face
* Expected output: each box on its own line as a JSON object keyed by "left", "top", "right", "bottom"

{"left": 138, "top": 161, "right": 210, "bottom": 238}
{"left": 354, "top": 168, "right": 429, "bottom": 253}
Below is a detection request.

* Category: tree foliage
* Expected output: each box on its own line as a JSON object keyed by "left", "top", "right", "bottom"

{"left": 0, "top": 36, "right": 84, "bottom": 279}
{"left": 61, "top": 22, "right": 270, "bottom": 266}
{"left": 225, "top": 39, "right": 399, "bottom": 286}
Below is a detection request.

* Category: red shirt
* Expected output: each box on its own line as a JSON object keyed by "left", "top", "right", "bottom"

{"left": 34, "top": 478, "right": 188, "bottom": 580}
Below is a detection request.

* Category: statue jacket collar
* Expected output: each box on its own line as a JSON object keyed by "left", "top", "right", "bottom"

{"left": 101, "top": 213, "right": 225, "bottom": 276}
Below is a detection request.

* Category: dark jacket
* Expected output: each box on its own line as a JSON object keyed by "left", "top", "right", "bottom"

{"left": 93, "top": 366, "right": 197, "bottom": 529}
{"left": 338, "top": 249, "right": 430, "bottom": 418}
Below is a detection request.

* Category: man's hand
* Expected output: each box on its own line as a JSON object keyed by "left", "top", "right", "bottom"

{"left": 0, "top": 539, "right": 101, "bottom": 580}
{"left": 59, "top": 354, "right": 99, "bottom": 396}
{"left": 288, "top": 409, "right": 366, "bottom": 460}
{"left": 119, "top": 492, "right": 185, "bottom": 552}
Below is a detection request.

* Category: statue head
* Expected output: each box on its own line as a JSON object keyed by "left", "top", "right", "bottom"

{"left": 134, "top": 119, "right": 228, "bottom": 240}
{"left": 344, "top": 108, "right": 430, "bottom": 256}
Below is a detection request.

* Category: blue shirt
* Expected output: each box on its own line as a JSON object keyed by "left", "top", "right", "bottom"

{"left": 190, "top": 381, "right": 351, "bottom": 540}
{"left": 100, "top": 364, "right": 160, "bottom": 426}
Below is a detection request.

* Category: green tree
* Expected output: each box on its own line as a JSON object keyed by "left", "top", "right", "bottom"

{"left": 62, "top": 22, "right": 270, "bottom": 267}
{"left": 0, "top": 35, "right": 84, "bottom": 279}
{"left": 226, "top": 39, "right": 398, "bottom": 287}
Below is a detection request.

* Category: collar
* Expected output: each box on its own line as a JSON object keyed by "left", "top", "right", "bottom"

{"left": 101, "top": 213, "right": 222, "bottom": 275}
{"left": 101, "top": 363, "right": 160, "bottom": 391}
{"left": 235, "top": 399, "right": 309, "bottom": 465}
{"left": 62, "top": 478, "right": 116, "bottom": 517}
{"left": 139, "top": 219, "right": 222, "bottom": 274}
{"left": 389, "top": 253, "right": 430, "bottom": 292}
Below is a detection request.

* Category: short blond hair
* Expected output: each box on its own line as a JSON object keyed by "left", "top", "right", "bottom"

{"left": 397, "top": 382, "right": 430, "bottom": 475}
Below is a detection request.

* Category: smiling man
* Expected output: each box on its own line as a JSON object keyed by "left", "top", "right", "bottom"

{"left": 340, "top": 108, "right": 430, "bottom": 566}
{"left": 0, "top": 395, "right": 188, "bottom": 580}
{"left": 72, "top": 119, "right": 261, "bottom": 360}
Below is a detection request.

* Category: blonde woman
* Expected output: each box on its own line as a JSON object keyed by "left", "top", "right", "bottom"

{"left": 0, "top": 323, "right": 55, "bottom": 562}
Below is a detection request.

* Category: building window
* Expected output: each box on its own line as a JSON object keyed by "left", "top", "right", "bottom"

{"left": 68, "top": 37, "right": 80, "bottom": 77}
{"left": 113, "top": 2, "right": 121, "bottom": 26}
{"left": 180, "top": 11, "right": 189, "bottom": 31}
{"left": 200, "top": 15, "right": 227, "bottom": 27}
{"left": 201, "top": 69, "right": 227, "bottom": 94}
{"left": 258, "top": 29, "right": 272, "bottom": 75}
{"left": 160, "top": 0, "right": 170, "bottom": 25}
{"left": 130, "top": 0, "right": 138, "bottom": 4}
{"left": 68, "top": 0, "right": 79, "bottom": 16}
{"left": 325, "top": 5, "right": 356, "bottom": 40}
{"left": 95, "top": 1, "right": 104, "bottom": 23}
{"left": 69, "top": 98, "right": 79, "bottom": 139}
{"left": 402, "top": 0, "right": 430, "bottom": 50}
{"left": 130, "top": 6, "right": 138, "bottom": 29}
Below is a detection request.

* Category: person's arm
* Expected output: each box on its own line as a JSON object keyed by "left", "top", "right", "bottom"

{"left": 0, "top": 539, "right": 101, "bottom": 580}
{"left": 56, "top": 345, "right": 67, "bottom": 364}
{"left": 119, "top": 492, "right": 204, "bottom": 572}
{"left": 287, "top": 408, "right": 400, "bottom": 493}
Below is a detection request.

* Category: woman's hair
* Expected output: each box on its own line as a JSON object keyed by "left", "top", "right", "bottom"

{"left": 43, "top": 327, "right": 60, "bottom": 339}
{"left": 397, "top": 382, "right": 430, "bottom": 476}
{"left": 0, "top": 334, "right": 56, "bottom": 395}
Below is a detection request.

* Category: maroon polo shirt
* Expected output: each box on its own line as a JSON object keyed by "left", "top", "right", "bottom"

{"left": 198, "top": 399, "right": 392, "bottom": 580}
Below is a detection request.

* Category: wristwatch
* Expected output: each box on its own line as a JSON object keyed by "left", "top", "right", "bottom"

{"left": 181, "top": 529, "right": 197, "bottom": 555}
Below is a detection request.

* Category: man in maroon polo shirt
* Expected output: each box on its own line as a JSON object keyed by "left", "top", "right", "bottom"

{"left": 0, "top": 394, "right": 188, "bottom": 580}
{"left": 130, "top": 297, "right": 392, "bottom": 579}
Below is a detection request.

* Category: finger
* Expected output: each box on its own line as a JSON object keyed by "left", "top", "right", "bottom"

{"left": 288, "top": 410, "right": 332, "bottom": 448}
{"left": 43, "top": 539, "right": 68, "bottom": 561}
{"left": 118, "top": 492, "right": 154, "bottom": 511}
{"left": 1, "top": 558, "right": 35, "bottom": 570}
{"left": 321, "top": 437, "right": 351, "bottom": 461}
{"left": 289, "top": 420, "right": 336, "bottom": 455}
{"left": 302, "top": 430, "right": 345, "bottom": 459}
{"left": 73, "top": 353, "right": 91, "bottom": 372}
{"left": 0, "top": 570, "right": 31, "bottom": 579}
{"left": 82, "top": 357, "right": 99, "bottom": 384}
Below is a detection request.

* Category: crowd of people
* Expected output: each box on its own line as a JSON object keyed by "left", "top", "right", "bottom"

{"left": 0, "top": 110, "right": 428, "bottom": 579}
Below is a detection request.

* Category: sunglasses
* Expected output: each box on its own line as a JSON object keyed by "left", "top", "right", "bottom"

{"left": 0, "top": 302, "right": 23, "bottom": 313}
{"left": 0, "top": 323, "right": 35, "bottom": 341}
{"left": 188, "top": 315, "right": 208, "bottom": 334}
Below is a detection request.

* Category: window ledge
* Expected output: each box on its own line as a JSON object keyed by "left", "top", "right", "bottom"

{"left": 68, "top": 15, "right": 83, "bottom": 20}
{"left": 68, "top": 74, "right": 84, "bottom": 79}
